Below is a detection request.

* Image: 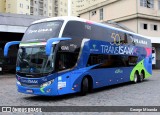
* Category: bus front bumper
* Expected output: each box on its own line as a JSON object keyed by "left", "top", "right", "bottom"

{"left": 17, "top": 83, "right": 59, "bottom": 96}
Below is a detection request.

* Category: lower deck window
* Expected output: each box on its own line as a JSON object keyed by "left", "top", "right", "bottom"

{"left": 87, "top": 54, "right": 138, "bottom": 68}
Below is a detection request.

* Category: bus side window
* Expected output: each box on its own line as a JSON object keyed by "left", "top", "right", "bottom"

{"left": 128, "top": 56, "right": 138, "bottom": 66}
{"left": 87, "top": 54, "right": 128, "bottom": 68}
{"left": 57, "top": 52, "right": 78, "bottom": 71}
{"left": 87, "top": 54, "right": 111, "bottom": 68}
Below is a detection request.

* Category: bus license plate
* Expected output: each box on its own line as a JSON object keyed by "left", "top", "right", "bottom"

{"left": 26, "top": 89, "right": 33, "bottom": 93}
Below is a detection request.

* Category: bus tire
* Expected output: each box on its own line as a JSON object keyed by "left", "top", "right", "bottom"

{"left": 139, "top": 71, "right": 145, "bottom": 82}
{"left": 80, "top": 77, "right": 89, "bottom": 96}
{"left": 133, "top": 72, "right": 138, "bottom": 83}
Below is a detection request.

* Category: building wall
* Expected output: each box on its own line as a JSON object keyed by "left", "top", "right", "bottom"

{"left": 6, "top": 0, "right": 17, "bottom": 14}
{"left": 80, "top": 0, "right": 137, "bottom": 21}
{"left": 105, "top": 0, "right": 137, "bottom": 21}
{"left": 46, "top": 0, "right": 52, "bottom": 17}
{"left": 118, "top": 18, "right": 160, "bottom": 37}
{"left": 5, "top": 0, "right": 30, "bottom": 15}
{"left": 118, "top": 19, "right": 138, "bottom": 33}
{"left": 0, "top": 0, "right": 5, "bottom": 13}
{"left": 71, "top": 0, "right": 78, "bottom": 16}
{"left": 59, "top": 0, "right": 68, "bottom": 16}
{"left": 79, "top": 0, "right": 160, "bottom": 17}
{"left": 52, "top": 0, "right": 78, "bottom": 17}
{"left": 79, "top": 0, "right": 160, "bottom": 36}
{"left": 0, "top": 0, "right": 78, "bottom": 17}
{"left": 138, "top": 18, "right": 160, "bottom": 37}
{"left": 16, "top": 0, "right": 30, "bottom": 15}
{"left": 30, "top": 0, "right": 52, "bottom": 16}
{"left": 77, "top": 0, "right": 106, "bottom": 12}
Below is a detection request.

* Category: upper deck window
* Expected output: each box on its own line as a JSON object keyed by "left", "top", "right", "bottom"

{"left": 62, "top": 21, "right": 85, "bottom": 39}
{"left": 22, "top": 21, "right": 63, "bottom": 43}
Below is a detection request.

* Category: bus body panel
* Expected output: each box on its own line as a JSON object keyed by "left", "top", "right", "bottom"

{"left": 89, "top": 67, "right": 133, "bottom": 88}
{"left": 17, "top": 38, "right": 151, "bottom": 96}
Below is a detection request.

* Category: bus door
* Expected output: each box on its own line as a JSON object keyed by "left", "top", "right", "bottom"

{"left": 56, "top": 52, "right": 73, "bottom": 95}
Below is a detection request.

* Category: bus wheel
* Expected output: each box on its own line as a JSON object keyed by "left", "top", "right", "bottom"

{"left": 133, "top": 72, "right": 138, "bottom": 83}
{"left": 80, "top": 77, "right": 89, "bottom": 96}
{"left": 139, "top": 71, "right": 144, "bottom": 82}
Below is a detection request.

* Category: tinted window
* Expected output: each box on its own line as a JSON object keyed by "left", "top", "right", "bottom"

{"left": 56, "top": 52, "right": 79, "bottom": 71}
{"left": 128, "top": 56, "right": 138, "bottom": 66}
{"left": 62, "top": 21, "right": 85, "bottom": 39}
{"left": 22, "top": 21, "right": 63, "bottom": 42}
{"left": 85, "top": 24, "right": 111, "bottom": 42}
{"left": 63, "top": 21, "right": 151, "bottom": 48}
{"left": 87, "top": 54, "right": 138, "bottom": 68}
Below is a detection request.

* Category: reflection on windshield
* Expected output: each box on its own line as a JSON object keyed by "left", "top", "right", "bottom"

{"left": 22, "top": 21, "right": 63, "bottom": 43}
{"left": 17, "top": 46, "right": 55, "bottom": 74}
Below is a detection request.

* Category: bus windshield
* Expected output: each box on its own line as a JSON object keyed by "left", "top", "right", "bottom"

{"left": 21, "top": 21, "right": 63, "bottom": 43}
{"left": 16, "top": 46, "right": 55, "bottom": 74}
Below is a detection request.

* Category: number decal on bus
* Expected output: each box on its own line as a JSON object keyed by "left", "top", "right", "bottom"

{"left": 111, "top": 33, "right": 121, "bottom": 46}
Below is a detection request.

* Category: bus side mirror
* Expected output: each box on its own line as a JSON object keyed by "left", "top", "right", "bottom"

{"left": 46, "top": 37, "right": 72, "bottom": 56}
{"left": 4, "top": 41, "right": 20, "bottom": 57}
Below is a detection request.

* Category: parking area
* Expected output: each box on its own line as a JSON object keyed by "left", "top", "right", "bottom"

{"left": 0, "top": 70, "right": 159, "bottom": 107}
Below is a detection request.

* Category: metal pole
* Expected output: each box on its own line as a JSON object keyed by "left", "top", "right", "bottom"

{"left": 68, "top": 0, "right": 71, "bottom": 16}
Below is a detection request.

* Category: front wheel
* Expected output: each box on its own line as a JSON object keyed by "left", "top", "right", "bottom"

{"left": 80, "top": 77, "right": 89, "bottom": 96}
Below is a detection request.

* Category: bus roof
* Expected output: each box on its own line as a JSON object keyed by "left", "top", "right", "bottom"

{"left": 32, "top": 16, "right": 151, "bottom": 41}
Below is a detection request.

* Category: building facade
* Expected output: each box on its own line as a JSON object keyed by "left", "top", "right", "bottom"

{"left": 0, "top": 0, "right": 30, "bottom": 15}
{"left": 52, "top": 0, "right": 78, "bottom": 17}
{"left": 53, "top": 0, "right": 68, "bottom": 16}
{"left": 79, "top": 0, "right": 160, "bottom": 68}
{"left": 77, "top": 0, "right": 106, "bottom": 13}
{"left": 30, "top": 0, "right": 52, "bottom": 16}
{"left": 0, "top": 0, "right": 78, "bottom": 17}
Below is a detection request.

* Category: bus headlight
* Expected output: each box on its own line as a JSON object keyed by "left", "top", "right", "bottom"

{"left": 40, "top": 80, "right": 54, "bottom": 88}
{"left": 17, "top": 81, "right": 21, "bottom": 85}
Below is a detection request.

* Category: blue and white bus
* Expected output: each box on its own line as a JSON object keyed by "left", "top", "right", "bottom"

{"left": 4, "top": 17, "right": 152, "bottom": 96}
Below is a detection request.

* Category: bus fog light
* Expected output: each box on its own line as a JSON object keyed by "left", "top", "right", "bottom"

{"left": 40, "top": 80, "right": 54, "bottom": 88}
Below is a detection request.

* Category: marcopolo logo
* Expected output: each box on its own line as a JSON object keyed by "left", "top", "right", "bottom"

{"left": 93, "top": 44, "right": 96, "bottom": 49}
{"left": 90, "top": 44, "right": 99, "bottom": 52}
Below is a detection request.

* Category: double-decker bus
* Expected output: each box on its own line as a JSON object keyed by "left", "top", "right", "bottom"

{"left": 4, "top": 17, "right": 152, "bottom": 96}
